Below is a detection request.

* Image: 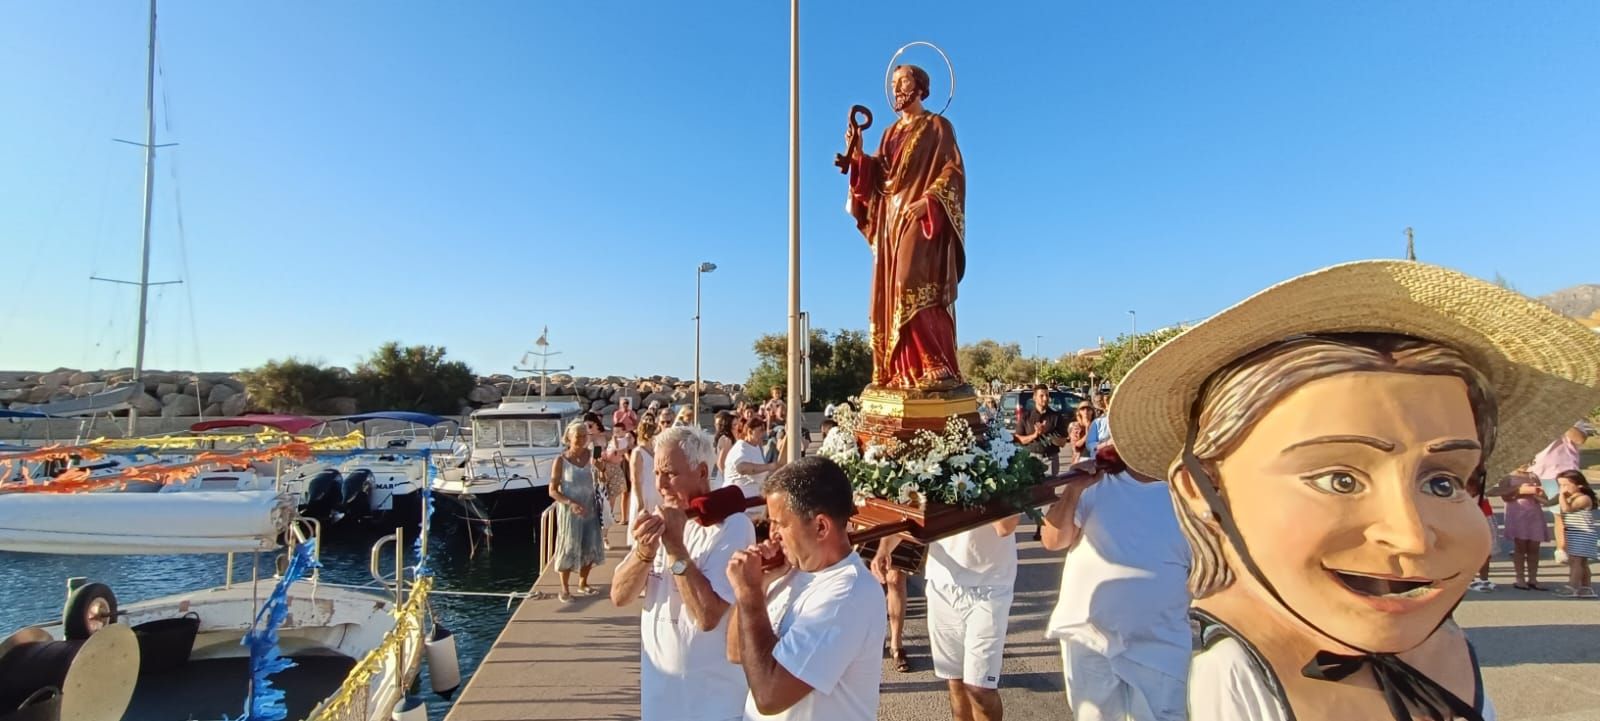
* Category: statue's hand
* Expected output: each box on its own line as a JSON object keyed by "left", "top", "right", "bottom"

{"left": 905, "top": 197, "right": 929, "bottom": 218}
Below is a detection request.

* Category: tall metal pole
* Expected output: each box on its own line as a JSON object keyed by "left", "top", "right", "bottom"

{"left": 784, "top": 0, "right": 803, "bottom": 461}
{"left": 694, "top": 267, "right": 703, "bottom": 426}
{"left": 130, "top": 0, "right": 159, "bottom": 436}
{"left": 1128, "top": 310, "right": 1137, "bottom": 337}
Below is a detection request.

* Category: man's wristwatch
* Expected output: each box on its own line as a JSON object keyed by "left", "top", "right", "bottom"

{"left": 669, "top": 558, "right": 689, "bottom": 576}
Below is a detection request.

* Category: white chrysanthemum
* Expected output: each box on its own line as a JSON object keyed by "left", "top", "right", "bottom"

{"left": 948, "top": 452, "right": 974, "bottom": 469}
{"left": 951, "top": 471, "right": 974, "bottom": 496}
{"left": 897, "top": 481, "right": 922, "bottom": 505}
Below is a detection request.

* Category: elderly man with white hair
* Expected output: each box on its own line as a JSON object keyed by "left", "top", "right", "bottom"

{"left": 612, "top": 426, "right": 758, "bottom": 721}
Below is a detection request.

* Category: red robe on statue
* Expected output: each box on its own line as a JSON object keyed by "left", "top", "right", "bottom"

{"left": 849, "top": 110, "right": 967, "bottom": 391}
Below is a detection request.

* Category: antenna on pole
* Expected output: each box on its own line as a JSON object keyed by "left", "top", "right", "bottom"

{"left": 1405, "top": 227, "right": 1416, "bottom": 261}
{"left": 513, "top": 326, "right": 573, "bottom": 401}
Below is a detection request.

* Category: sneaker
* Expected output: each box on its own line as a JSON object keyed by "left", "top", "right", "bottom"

{"left": 1468, "top": 579, "right": 1492, "bottom": 592}
{"left": 1579, "top": 587, "right": 1598, "bottom": 599}
{"left": 1554, "top": 586, "right": 1579, "bottom": 598}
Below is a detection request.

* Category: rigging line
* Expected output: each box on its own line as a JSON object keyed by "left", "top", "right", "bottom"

{"left": 168, "top": 149, "right": 203, "bottom": 374}
{"left": 159, "top": 49, "right": 201, "bottom": 374}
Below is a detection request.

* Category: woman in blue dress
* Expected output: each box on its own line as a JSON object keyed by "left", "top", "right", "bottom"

{"left": 549, "top": 419, "right": 606, "bottom": 603}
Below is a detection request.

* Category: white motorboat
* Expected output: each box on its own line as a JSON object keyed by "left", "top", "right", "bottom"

{"left": 284, "top": 411, "right": 460, "bottom": 532}
{"left": 0, "top": 490, "right": 432, "bottom": 721}
{"left": 432, "top": 397, "right": 583, "bottom": 537}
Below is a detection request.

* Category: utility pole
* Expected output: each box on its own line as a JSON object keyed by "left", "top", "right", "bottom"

{"left": 784, "top": 0, "right": 803, "bottom": 462}
{"left": 1405, "top": 227, "right": 1416, "bottom": 261}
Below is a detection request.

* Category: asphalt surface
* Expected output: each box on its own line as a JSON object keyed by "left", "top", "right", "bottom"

{"left": 878, "top": 525, "right": 1600, "bottom": 721}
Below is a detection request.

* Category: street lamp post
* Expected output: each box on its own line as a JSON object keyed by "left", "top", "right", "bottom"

{"left": 1035, "top": 334, "right": 1043, "bottom": 359}
{"left": 1128, "top": 310, "right": 1137, "bottom": 337}
{"left": 695, "top": 262, "right": 717, "bottom": 426}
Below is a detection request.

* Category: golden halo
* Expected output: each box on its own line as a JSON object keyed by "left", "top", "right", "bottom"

{"left": 884, "top": 41, "right": 955, "bottom": 115}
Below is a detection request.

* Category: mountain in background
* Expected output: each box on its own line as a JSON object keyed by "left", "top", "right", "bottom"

{"left": 1539, "top": 284, "right": 1600, "bottom": 328}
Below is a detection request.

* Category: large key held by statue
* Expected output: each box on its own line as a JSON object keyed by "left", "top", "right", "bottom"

{"left": 833, "top": 105, "right": 873, "bottom": 174}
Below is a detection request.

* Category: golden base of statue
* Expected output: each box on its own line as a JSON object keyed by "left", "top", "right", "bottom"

{"left": 853, "top": 383, "right": 985, "bottom": 449}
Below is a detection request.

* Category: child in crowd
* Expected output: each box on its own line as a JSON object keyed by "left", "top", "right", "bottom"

{"left": 1555, "top": 470, "right": 1598, "bottom": 598}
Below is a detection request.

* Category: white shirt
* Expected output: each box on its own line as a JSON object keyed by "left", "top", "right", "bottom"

{"left": 925, "top": 523, "right": 1018, "bottom": 589}
{"left": 745, "top": 552, "right": 887, "bottom": 721}
{"left": 641, "top": 513, "right": 757, "bottom": 721}
{"left": 629, "top": 448, "right": 661, "bottom": 547}
{"left": 1188, "top": 636, "right": 1499, "bottom": 721}
{"left": 721, "top": 440, "right": 769, "bottom": 500}
{"left": 1046, "top": 471, "right": 1192, "bottom": 680}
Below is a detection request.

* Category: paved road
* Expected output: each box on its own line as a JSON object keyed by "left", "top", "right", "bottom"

{"left": 880, "top": 525, "right": 1600, "bottom": 721}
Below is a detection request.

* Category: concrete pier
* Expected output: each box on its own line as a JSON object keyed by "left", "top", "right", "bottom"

{"left": 447, "top": 524, "right": 1600, "bottom": 721}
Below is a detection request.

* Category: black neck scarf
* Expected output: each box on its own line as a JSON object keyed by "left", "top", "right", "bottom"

{"left": 1180, "top": 396, "right": 1484, "bottom": 721}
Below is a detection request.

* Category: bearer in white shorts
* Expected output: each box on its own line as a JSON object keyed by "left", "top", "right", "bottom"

{"left": 923, "top": 516, "right": 1020, "bottom": 721}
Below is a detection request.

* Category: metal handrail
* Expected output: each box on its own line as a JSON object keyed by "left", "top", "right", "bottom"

{"left": 538, "top": 504, "right": 559, "bottom": 571}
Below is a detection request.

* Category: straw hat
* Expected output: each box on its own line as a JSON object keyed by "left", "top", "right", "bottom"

{"left": 1111, "top": 260, "right": 1600, "bottom": 479}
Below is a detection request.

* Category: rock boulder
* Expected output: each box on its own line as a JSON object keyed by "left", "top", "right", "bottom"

{"left": 468, "top": 385, "right": 502, "bottom": 404}
{"left": 129, "top": 392, "right": 162, "bottom": 416}
{"left": 221, "top": 392, "right": 249, "bottom": 417}
{"left": 160, "top": 393, "right": 199, "bottom": 417}
{"left": 70, "top": 382, "right": 107, "bottom": 398}
{"left": 67, "top": 372, "right": 97, "bottom": 386}
{"left": 207, "top": 384, "right": 237, "bottom": 405}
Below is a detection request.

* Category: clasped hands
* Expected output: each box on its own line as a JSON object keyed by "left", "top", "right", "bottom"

{"left": 727, "top": 540, "right": 790, "bottom": 601}
{"left": 631, "top": 505, "right": 690, "bottom": 560}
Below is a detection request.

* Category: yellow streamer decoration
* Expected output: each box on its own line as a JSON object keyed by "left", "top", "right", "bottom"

{"left": 304, "top": 575, "right": 433, "bottom": 721}
{"left": 87, "top": 430, "right": 367, "bottom": 451}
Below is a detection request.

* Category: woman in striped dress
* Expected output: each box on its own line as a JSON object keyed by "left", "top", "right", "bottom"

{"left": 1556, "top": 470, "right": 1599, "bottom": 598}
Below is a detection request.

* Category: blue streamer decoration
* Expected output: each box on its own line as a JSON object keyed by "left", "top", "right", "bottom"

{"left": 236, "top": 542, "right": 321, "bottom": 721}
{"left": 414, "top": 448, "right": 434, "bottom": 578}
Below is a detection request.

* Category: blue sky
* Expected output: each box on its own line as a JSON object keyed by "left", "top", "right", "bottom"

{"left": 2, "top": 1, "right": 1596, "bottom": 384}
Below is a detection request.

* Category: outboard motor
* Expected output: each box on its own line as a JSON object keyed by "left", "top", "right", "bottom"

{"left": 299, "top": 469, "right": 344, "bottom": 522}
{"left": 340, "top": 469, "right": 373, "bottom": 524}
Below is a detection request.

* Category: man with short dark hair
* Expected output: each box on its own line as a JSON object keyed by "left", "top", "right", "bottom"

{"left": 726, "top": 457, "right": 887, "bottom": 721}
{"left": 1014, "top": 384, "right": 1065, "bottom": 463}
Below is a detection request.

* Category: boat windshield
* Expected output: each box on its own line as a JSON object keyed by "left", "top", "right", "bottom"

{"left": 473, "top": 418, "right": 562, "bottom": 449}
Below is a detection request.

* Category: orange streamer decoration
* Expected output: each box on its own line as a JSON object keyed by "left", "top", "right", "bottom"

{"left": 0, "top": 442, "right": 313, "bottom": 495}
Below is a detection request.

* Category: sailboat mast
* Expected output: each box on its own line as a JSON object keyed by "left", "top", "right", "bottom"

{"left": 130, "top": 0, "right": 158, "bottom": 435}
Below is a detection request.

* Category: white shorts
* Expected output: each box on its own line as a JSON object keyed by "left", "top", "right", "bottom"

{"left": 926, "top": 580, "right": 1013, "bottom": 688}
{"left": 1059, "top": 639, "right": 1186, "bottom": 721}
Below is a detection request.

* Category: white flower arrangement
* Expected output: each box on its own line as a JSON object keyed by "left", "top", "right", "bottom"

{"left": 818, "top": 399, "right": 1046, "bottom": 510}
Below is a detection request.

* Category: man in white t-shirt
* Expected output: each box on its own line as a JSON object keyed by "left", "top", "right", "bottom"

{"left": 721, "top": 417, "right": 784, "bottom": 508}
{"left": 612, "top": 426, "right": 757, "bottom": 721}
{"left": 725, "top": 456, "right": 887, "bottom": 721}
{"left": 877, "top": 515, "right": 1019, "bottom": 721}
{"left": 1039, "top": 439, "right": 1191, "bottom": 721}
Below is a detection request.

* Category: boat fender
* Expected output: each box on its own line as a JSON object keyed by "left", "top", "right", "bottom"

{"left": 61, "top": 583, "right": 117, "bottom": 641}
{"left": 425, "top": 624, "right": 461, "bottom": 699}
{"left": 391, "top": 694, "right": 427, "bottom": 721}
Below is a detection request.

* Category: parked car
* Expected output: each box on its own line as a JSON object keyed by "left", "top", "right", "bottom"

{"left": 996, "top": 388, "right": 1087, "bottom": 431}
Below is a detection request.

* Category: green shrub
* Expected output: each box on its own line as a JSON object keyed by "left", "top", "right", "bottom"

{"left": 239, "top": 358, "right": 352, "bottom": 414}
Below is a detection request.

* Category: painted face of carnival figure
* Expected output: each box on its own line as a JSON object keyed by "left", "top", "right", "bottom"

{"left": 1178, "top": 339, "right": 1492, "bottom": 650}
{"left": 1112, "top": 260, "right": 1600, "bottom": 721}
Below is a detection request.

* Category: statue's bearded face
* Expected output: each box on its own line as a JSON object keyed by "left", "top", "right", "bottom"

{"left": 892, "top": 67, "right": 925, "bottom": 112}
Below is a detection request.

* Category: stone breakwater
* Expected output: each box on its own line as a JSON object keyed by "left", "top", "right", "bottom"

{"left": 0, "top": 369, "right": 748, "bottom": 419}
